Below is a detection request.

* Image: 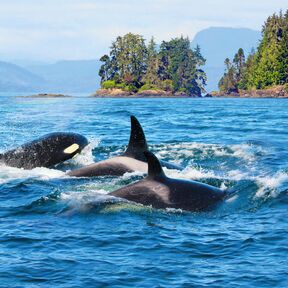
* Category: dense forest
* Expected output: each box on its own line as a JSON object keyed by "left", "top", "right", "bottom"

{"left": 98, "top": 33, "right": 206, "bottom": 96}
{"left": 219, "top": 10, "right": 288, "bottom": 93}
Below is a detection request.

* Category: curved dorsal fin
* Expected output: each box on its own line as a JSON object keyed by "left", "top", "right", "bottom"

{"left": 124, "top": 116, "right": 148, "bottom": 161}
{"left": 144, "top": 151, "right": 166, "bottom": 179}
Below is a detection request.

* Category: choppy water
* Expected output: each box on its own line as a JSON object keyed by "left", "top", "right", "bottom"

{"left": 0, "top": 95, "right": 287, "bottom": 287}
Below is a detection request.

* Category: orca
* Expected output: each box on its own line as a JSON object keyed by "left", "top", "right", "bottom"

{"left": 109, "top": 151, "right": 229, "bottom": 212}
{"left": 0, "top": 132, "right": 88, "bottom": 169}
{"left": 67, "top": 116, "right": 182, "bottom": 177}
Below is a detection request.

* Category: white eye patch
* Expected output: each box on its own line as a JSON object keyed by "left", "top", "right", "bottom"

{"left": 64, "top": 143, "right": 79, "bottom": 154}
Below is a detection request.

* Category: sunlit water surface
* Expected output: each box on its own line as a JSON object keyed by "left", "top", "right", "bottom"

{"left": 0, "top": 96, "right": 287, "bottom": 287}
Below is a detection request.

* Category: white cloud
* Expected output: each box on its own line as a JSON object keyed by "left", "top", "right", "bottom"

{"left": 0, "top": 0, "right": 286, "bottom": 61}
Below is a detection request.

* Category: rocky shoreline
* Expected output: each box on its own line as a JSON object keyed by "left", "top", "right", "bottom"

{"left": 94, "top": 86, "right": 288, "bottom": 98}
{"left": 208, "top": 85, "right": 288, "bottom": 98}
{"left": 93, "top": 88, "right": 200, "bottom": 98}
{"left": 17, "top": 86, "right": 288, "bottom": 99}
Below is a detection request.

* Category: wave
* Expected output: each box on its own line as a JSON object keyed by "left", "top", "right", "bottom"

{"left": 0, "top": 164, "right": 64, "bottom": 185}
{"left": 152, "top": 142, "right": 267, "bottom": 163}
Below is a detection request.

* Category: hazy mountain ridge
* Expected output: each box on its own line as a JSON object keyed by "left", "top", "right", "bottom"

{"left": 26, "top": 60, "right": 102, "bottom": 93}
{"left": 0, "top": 61, "right": 45, "bottom": 92}
{"left": 0, "top": 27, "right": 261, "bottom": 94}
{"left": 0, "top": 60, "right": 101, "bottom": 94}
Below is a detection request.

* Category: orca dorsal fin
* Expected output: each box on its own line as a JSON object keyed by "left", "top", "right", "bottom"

{"left": 124, "top": 116, "right": 148, "bottom": 161}
{"left": 144, "top": 151, "right": 166, "bottom": 179}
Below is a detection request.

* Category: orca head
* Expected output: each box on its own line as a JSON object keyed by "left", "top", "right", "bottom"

{"left": 36, "top": 132, "right": 89, "bottom": 165}
{"left": 0, "top": 132, "right": 89, "bottom": 169}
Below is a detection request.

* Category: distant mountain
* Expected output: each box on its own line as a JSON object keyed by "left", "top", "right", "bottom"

{"left": 26, "top": 60, "right": 102, "bottom": 94}
{"left": 192, "top": 27, "right": 261, "bottom": 92}
{"left": 0, "top": 28, "right": 261, "bottom": 94}
{"left": 0, "top": 61, "right": 45, "bottom": 92}
{"left": 0, "top": 59, "right": 101, "bottom": 94}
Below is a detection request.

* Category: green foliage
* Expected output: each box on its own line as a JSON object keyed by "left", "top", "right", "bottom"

{"left": 101, "top": 80, "right": 116, "bottom": 89}
{"left": 218, "top": 51, "right": 245, "bottom": 93}
{"left": 123, "top": 84, "right": 138, "bottom": 92}
{"left": 219, "top": 10, "right": 288, "bottom": 93}
{"left": 143, "top": 37, "right": 159, "bottom": 86}
{"left": 115, "top": 83, "right": 125, "bottom": 89}
{"left": 99, "top": 33, "right": 206, "bottom": 96}
{"left": 138, "top": 84, "right": 158, "bottom": 91}
{"left": 158, "top": 80, "right": 174, "bottom": 91}
{"left": 99, "top": 55, "right": 111, "bottom": 83}
{"left": 158, "top": 39, "right": 206, "bottom": 95}
{"left": 100, "top": 33, "right": 147, "bottom": 88}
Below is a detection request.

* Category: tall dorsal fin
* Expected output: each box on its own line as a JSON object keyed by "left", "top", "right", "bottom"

{"left": 124, "top": 116, "right": 148, "bottom": 161}
{"left": 144, "top": 151, "right": 166, "bottom": 179}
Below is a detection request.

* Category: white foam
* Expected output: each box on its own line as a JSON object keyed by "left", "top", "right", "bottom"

{"left": 153, "top": 142, "right": 266, "bottom": 163}
{"left": 230, "top": 144, "right": 260, "bottom": 162}
{"left": 227, "top": 170, "right": 249, "bottom": 181}
{"left": 0, "top": 164, "right": 65, "bottom": 184}
{"left": 122, "top": 170, "right": 146, "bottom": 179}
{"left": 60, "top": 189, "right": 114, "bottom": 212}
{"left": 254, "top": 172, "right": 288, "bottom": 198}
{"left": 68, "top": 139, "right": 100, "bottom": 166}
{"left": 164, "top": 166, "right": 217, "bottom": 180}
{"left": 61, "top": 188, "right": 108, "bottom": 201}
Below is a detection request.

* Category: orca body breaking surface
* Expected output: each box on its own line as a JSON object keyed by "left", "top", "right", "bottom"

{"left": 0, "top": 132, "right": 88, "bottom": 169}
{"left": 110, "top": 151, "right": 228, "bottom": 212}
{"left": 68, "top": 116, "right": 182, "bottom": 177}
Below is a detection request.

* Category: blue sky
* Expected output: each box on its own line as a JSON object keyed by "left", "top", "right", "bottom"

{"left": 0, "top": 0, "right": 286, "bottom": 61}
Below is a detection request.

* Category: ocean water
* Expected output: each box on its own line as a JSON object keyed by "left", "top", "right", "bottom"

{"left": 0, "top": 95, "right": 287, "bottom": 287}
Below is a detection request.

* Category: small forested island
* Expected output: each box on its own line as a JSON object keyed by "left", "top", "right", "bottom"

{"left": 94, "top": 33, "right": 206, "bottom": 97}
{"left": 216, "top": 10, "right": 288, "bottom": 98}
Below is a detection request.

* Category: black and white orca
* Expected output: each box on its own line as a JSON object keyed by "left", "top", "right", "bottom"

{"left": 0, "top": 132, "right": 88, "bottom": 169}
{"left": 67, "top": 116, "right": 182, "bottom": 177}
{"left": 110, "top": 151, "right": 229, "bottom": 212}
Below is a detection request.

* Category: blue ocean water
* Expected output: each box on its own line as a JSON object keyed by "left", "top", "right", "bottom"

{"left": 0, "top": 95, "right": 287, "bottom": 287}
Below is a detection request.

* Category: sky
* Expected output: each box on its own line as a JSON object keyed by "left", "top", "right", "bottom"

{"left": 0, "top": 0, "right": 287, "bottom": 62}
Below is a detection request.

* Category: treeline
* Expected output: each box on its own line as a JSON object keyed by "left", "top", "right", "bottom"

{"left": 99, "top": 33, "right": 206, "bottom": 96}
{"left": 219, "top": 10, "right": 288, "bottom": 93}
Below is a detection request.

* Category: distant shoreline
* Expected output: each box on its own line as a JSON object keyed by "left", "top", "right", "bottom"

{"left": 18, "top": 93, "right": 71, "bottom": 98}
{"left": 208, "top": 85, "right": 288, "bottom": 99}
{"left": 15, "top": 86, "right": 288, "bottom": 99}
{"left": 93, "top": 88, "right": 202, "bottom": 98}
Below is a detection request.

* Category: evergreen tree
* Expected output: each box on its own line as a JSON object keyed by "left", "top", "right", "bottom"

{"left": 278, "top": 11, "right": 288, "bottom": 84}
{"left": 143, "top": 37, "right": 159, "bottom": 86}
{"left": 218, "top": 57, "right": 238, "bottom": 93}
{"left": 219, "top": 10, "right": 288, "bottom": 92}
{"left": 158, "top": 37, "right": 206, "bottom": 95}
{"left": 233, "top": 48, "right": 245, "bottom": 83}
{"left": 252, "top": 13, "right": 283, "bottom": 88}
{"left": 98, "top": 33, "right": 207, "bottom": 96}
{"left": 100, "top": 33, "right": 147, "bottom": 88}
{"left": 99, "top": 55, "right": 111, "bottom": 82}
{"left": 239, "top": 49, "right": 256, "bottom": 89}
